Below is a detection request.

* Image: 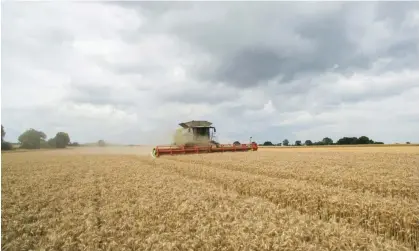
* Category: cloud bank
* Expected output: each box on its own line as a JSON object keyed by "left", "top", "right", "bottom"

{"left": 2, "top": 2, "right": 419, "bottom": 144}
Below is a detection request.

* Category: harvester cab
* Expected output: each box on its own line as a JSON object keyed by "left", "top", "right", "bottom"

{"left": 151, "top": 120, "right": 258, "bottom": 158}
{"left": 174, "top": 120, "right": 216, "bottom": 146}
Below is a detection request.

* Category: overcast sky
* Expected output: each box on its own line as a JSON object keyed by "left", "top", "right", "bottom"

{"left": 2, "top": 2, "right": 419, "bottom": 145}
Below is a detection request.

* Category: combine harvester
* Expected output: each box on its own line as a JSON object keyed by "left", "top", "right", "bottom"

{"left": 151, "top": 120, "right": 258, "bottom": 158}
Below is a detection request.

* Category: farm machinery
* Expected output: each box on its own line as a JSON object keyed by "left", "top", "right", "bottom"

{"left": 151, "top": 120, "right": 258, "bottom": 158}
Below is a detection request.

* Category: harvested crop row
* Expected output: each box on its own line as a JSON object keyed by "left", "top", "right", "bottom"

{"left": 0, "top": 153, "right": 414, "bottom": 250}
{"left": 157, "top": 157, "right": 419, "bottom": 249}
{"left": 170, "top": 151, "right": 419, "bottom": 200}
{"left": 170, "top": 154, "right": 419, "bottom": 201}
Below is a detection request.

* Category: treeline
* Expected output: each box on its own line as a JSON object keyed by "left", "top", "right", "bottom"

{"left": 260, "top": 136, "right": 385, "bottom": 146}
{"left": 1, "top": 125, "right": 80, "bottom": 150}
{"left": 1, "top": 124, "right": 110, "bottom": 151}
{"left": 1, "top": 125, "right": 13, "bottom": 150}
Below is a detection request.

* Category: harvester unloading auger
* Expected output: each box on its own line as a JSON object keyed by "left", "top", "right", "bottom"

{"left": 151, "top": 120, "right": 258, "bottom": 158}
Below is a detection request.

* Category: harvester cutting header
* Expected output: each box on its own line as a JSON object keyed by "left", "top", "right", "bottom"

{"left": 151, "top": 120, "right": 258, "bottom": 158}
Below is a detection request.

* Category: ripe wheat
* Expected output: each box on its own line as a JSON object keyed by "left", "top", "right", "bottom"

{"left": 1, "top": 146, "right": 418, "bottom": 250}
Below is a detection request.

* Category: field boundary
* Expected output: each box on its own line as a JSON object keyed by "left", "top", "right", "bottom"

{"left": 258, "top": 144, "right": 419, "bottom": 149}
{"left": 1, "top": 148, "right": 76, "bottom": 154}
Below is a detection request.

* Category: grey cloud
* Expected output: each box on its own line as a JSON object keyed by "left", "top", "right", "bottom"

{"left": 161, "top": 86, "right": 239, "bottom": 105}
{"left": 3, "top": 2, "right": 419, "bottom": 144}
{"left": 213, "top": 47, "right": 284, "bottom": 87}
{"left": 99, "top": 59, "right": 158, "bottom": 79}
{"left": 388, "top": 41, "right": 418, "bottom": 58}
{"left": 127, "top": 2, "right": 418, "bottom": 90}
{"left": 108, "top": 64, "right": 154, "bottom": 76}
{"left": 375, "top": 2, "right": 419, "bottom": 25}
{"left": 295, "top": 14, "right": 370, "bottom": 73}
{"left": 115, "top": 1, "right": 194, "bottom": 14}
{"left": 325, "top": 88, "right": 412, "bottom": 107}
{"left": 65, "top": 83, "right": 137, "bottom": 110}
{"left": 383, "top": 41, "right": 419, "bottom": 73}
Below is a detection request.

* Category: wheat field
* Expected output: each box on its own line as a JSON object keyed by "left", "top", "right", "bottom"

{"left": 1, "top": 146, "right": 419, "bottom": 250}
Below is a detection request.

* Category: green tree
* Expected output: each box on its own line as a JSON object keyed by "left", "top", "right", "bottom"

{"left": 18, "top": 129, "right": 47, "bottom": 149}
{"left": 55, "top": 132, "right": 70, "bottom": 148}
{"left": 233, "top": 141, "right": 241, "bottom": 145}
{"left": 305, "top": 140, "right": 313, "bottom": 146}
{"left": 263, "top": 141, "right": 274, "bottom": 146}
{"left": 283, "top": 139, "right": 289, "bottom": 146}
{"left": 357, "top": 136, "right": 370, "bottom": 144}
{"left": 1, "top": 141, "right": 13, "bottom": 150}
{"left": 47, "top": 138, "right": 57, "bottom": 148}
{"left": 41, "top": 140, "right": 52, "bottom": 148}
{"left": 337, "top": 137, "right": 360, "bottom": 145}
{"left": 1, "top": 125, "right": 13, "bottom": 150}
{"left": 295, "top": 140, "right": 302, "bottom": 146}
{"left": 1, "top": 125, "right": 5, "bottom": 142}
{"left": 322, "top": 137, "right": 333, "bottom": 145}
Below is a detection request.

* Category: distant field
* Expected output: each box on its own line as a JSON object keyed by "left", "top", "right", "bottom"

{"left": 2, "top": 146, "right": 419, "bottom": 250}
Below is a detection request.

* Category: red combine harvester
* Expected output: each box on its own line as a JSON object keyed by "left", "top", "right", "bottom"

{"left": 151, "top": 120, "right": 258, "bottom": 158}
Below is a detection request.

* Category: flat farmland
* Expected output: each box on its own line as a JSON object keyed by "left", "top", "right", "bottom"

{"left": 1, "top": 146, "right": 419, "bottom": 250}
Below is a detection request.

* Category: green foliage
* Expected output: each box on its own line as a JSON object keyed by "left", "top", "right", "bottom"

{"left": 47, "top": 138, "right": 57, "bottom": 148}
{"left": 68, "top": 142, "right": 80, "bottom": 147}
{"left": 55, "top": 132, "right": 70, "bottom": 148}
{"left": 40, "top": 140, "right": 52, "bottom": 149}
{"left": 233, "top": 141, "right": 241, "bottom": 145}
{"left": 322, "top": 137, "right": 333, "bottom": 145}
{"left": 16, "top": 129, "right": 72, "bottom": 149}
{"left": 1, "top": 125, "right": 5, "bottom": 142}
{"left": 336, "top": 137, "right": 358, "bottom": 145}
{"left": 357, "top": 136, "right": 370, "bottom": 144}
{"left": 263, "top": 141, "right": 274, "bottom": 146}
{"left": 336, "top": 136, "right": 383, "bottom": 145}
{"left": 18, "top": 129, "right": 47, "bottom": 149}
{"left": 250, "top": 136, "right": 384, "bottom": 147}
{"left": 98, "top": 140, "right": 106, "bottom": 147}
{"left": 1, "top": 125, "right": 14, "bottom": 151}
{"left": 1, "top": 141, "right": 13, "bottom": 150}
